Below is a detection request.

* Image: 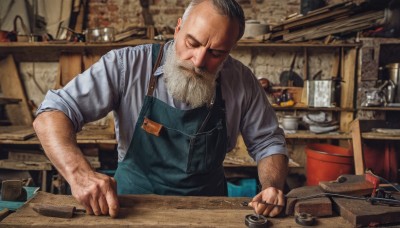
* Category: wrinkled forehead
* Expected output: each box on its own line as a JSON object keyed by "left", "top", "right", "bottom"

{"left": 180, "top": 2, "right": 239, "bottom": 50}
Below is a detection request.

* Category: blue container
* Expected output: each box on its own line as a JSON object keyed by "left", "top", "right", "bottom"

{"left": 227, "top": 178, "right": 257, "bottom": 197}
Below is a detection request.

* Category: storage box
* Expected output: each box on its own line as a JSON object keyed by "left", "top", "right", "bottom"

{"left": 307, "top": 80, "right": 336, "bottom": 107}
{"left": 227, "top": 178, "right": 257, "bottom": 197}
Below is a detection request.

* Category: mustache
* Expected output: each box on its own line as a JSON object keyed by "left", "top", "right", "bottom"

{"left": 176, "top": 59, "right": 208, "bottom": 75}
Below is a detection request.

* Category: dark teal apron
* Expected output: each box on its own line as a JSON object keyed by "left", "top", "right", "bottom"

{"left": 114, "top": 44, "right": 228, "bottom": 196}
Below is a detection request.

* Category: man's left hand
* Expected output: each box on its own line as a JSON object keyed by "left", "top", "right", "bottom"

{"left": 248, "top": 186, "right": 285, "bottom": 217}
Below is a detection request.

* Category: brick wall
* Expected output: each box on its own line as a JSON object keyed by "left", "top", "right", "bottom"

{"left": 87, "top": 0, "right": 344, "bottom": 81}
{"left": 87, "top": 0, "right": 347, "bottom": 32}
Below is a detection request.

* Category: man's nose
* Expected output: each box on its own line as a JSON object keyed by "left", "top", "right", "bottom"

{"left": 192, "top": 48, "right": 207, "bottom": 68}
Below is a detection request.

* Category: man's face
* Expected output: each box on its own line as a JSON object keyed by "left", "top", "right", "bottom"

{"left": 174, "top": 1, "right": 239, "bottom": 75}
{"left": 163, "top": 1, "right": 239, "bottom": 108}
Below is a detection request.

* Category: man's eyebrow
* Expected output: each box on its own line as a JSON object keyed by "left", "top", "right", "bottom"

{"left": 186, "top": 34, "right": 230, "bottom": 54}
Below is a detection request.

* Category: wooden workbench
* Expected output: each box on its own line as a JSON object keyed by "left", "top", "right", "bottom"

{"left": 1, "top": 191, "right": 353, "bottom": 227}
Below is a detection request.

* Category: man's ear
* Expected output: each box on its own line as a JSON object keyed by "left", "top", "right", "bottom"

{"left": 174, "top": 18, "right": 182, "bottom": 36}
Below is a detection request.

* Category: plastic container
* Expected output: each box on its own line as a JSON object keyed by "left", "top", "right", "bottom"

{"left": 227, "top": 178, "right": 257, "bottom": 197}
{"left": 306, "top": 143, "right": 353, "bottom": 186}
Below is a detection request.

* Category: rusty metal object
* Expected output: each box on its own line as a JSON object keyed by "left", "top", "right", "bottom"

{"left": 245, "top": 214, "right": 268, "bottom": 228}
{"left": 1, "top": 180, "right": 27, "bottom": 202}
{"left": 295, "top": 213, "right": 316, "bottom": 226}
{"left": 32, "top": 204, "right": 86, "bottom": 218}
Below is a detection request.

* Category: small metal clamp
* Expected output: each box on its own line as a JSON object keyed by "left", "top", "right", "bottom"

{"left": 245, "top": 214, "right": 268, "bottom": 228}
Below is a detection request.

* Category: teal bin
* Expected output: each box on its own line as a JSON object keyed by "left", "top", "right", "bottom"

{"left": 227, "top": 178, "right": 257, "bottom": 197}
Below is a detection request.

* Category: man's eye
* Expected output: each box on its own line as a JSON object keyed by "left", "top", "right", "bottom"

{"left": 186, "top": 41, "right": 198, "bottom": 48}
{"left": 209, "top": 50, "right": 224, "bottom": 58}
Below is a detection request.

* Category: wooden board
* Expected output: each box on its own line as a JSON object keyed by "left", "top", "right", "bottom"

{"left": 319, "top": 174, "right": 373, "bottom": 196}
{"left": 0, "top": 191, "right": 354, "bottom": 227}
{"left": 0, "top": 126, "right": 35, "bottom": 140}
{"left": 0, "top": 55, "right": 33, "bottom": 125}
{"left": 0, "top": 160, "right": 52, "bottom": 171}
{"left": 55, "top": 53, "right": 82, "bottom": 89}
{"left": 333, "top": 197, "right": 400, "bottom": 227}
{"left": 286, "top": 186, "right": 332, "bottom": 217}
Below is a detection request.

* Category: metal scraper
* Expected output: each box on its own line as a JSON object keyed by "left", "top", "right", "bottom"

{"left": 32, "top": 203, "right": 86, "bottom": 218}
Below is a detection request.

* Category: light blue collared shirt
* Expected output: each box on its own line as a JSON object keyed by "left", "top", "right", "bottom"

{"left": 36, "top": 41, "right": 287, "bottom": 162}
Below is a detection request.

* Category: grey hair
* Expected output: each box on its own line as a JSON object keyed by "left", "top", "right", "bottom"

{"left": 181, "top": 0, "right": 245, "bottom": 41}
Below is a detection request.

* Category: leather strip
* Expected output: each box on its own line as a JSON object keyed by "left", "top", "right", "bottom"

{"left": 147, "top": 44, "right": 165, "bottom": 96}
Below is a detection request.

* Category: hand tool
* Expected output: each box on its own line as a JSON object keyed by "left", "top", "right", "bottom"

{"left": 32, "top": 203, "right": 86, "bottom": 218}
{"left": 241, "top": 200, "right": 284, "bottom": 208}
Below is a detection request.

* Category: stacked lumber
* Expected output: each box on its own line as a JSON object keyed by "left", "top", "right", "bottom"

{"left": 269, "top": 1, "right": 388, "bottom": 42}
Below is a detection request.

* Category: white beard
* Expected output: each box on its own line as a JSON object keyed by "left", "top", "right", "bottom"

{"left": 163, "top": 44, "right": 220, "bottom": 108}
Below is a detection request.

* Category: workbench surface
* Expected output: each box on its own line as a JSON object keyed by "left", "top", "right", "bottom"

{"left": 1, "top": 191, "right": 353, "bottom": 227}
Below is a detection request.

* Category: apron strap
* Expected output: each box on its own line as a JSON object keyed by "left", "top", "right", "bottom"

{"left": 147, "top": 43, "right": 165, "bottom": 96}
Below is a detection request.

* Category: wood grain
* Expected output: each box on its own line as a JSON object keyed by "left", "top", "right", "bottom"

{"left": 0, "top": 55, "right": 33, "bottom": 125}
{"left": 0, "top": 191, "right": 354, "bottom": 227}
{"left": 333, "top": 197, "right": 400, "bottom": 227}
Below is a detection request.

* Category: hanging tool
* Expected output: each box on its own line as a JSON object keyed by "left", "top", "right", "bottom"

{"left": 32, "top": 203, "right": 86, "bottom": 218}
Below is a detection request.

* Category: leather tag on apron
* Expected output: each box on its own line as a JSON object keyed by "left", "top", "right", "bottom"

{"left": 142, "top": 117, "right": 163, "bottom": 136}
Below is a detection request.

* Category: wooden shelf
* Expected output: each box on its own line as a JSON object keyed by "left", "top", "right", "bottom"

{"left": 0, "top": 126, "right": 117, "bottom": 145}
{"left": 285, "top": 130, "right": 351, "bottom": 139}
{"left": 0, "top": 39, "right": 159, "bottom": 48}
{"left": 274, "top": 106, "right": 354, "bottom": 112}
{"left": 0, "top": 40, "right": 361, "bottom": 49}
{"left": 0, "top": 40, "right": 162, "bottom": 61}
{"left": 0, "top": 97, "right": 21, "bottom": 105}
{"left": 358, "top": 107, "right": 400, "bottom": 111}
{"left": 237, "top": 41, "right": 360, "bottom": 48}
{"left": 361, "top": 132, "right": 400, "bottom": 140}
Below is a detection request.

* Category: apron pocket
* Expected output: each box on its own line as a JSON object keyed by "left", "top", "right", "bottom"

{"left": 187, "top": 121, "right": 226, "bottom": 174}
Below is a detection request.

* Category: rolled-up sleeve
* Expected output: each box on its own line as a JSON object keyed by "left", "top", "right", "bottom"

{"left": 222, "top": 58, "right": 288, "bottom": 162}
{"left": 241, "top": 72, "right": 287, "bottom": 162}
{"left": 36, "top": 49, "right": 123, "bottom": 132}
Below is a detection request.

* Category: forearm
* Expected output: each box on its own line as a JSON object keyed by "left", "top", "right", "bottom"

{"left": 257, "top": 154, "right": 288, "bottom": 191}
{"left": 33, "top": 111, "right": 93, "bottom": 184}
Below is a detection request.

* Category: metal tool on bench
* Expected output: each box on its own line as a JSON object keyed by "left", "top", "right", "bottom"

{"left": 244, "top": 214, "right": 268, "bottom": 228}
{"left": 32, "top": 203, "right": 86, "bottom": 218}
{"left": 295, "top": 212, "right": 316, "bottom": 226}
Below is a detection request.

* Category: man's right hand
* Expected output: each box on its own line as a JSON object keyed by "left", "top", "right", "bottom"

{"left": 33, "top": 111, "right": 120, "bottom": 217}
{"left": 69, "top": 170, "right": 120, "bottom": 218}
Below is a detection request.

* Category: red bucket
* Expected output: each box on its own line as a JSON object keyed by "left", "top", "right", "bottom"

{"left": 306, "top": 143, "right": 354, "bottom": 186}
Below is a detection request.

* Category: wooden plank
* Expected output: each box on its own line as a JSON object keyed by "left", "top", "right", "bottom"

{"left": 0, "top": 160, "right": 52, "bottom": 171}
{"left": 0, "top": 97, "right": 21, "bottom": 105}
{"left": 0, "top": 55, "right": 33, "bottom": 125}
{"left": 319, "top": 174, "right": 374, "bottom": 196}
{"left": 283, "top": 11, "right": 385, "bottom": 42}
{"left": 340, "top": 111, "right": 354, "bottom": 133}
{"left": 350, "top": 119, "right": 365, "bottom": 175}
{"left": 333, "top": 197, "right": 400, "bottom": 227}
{"left": 0, "top": 126, "right": 35, "bottom": 140}
{"left": 0, "top": 191, "right": 354, "bottom": 227}
{"left": 362, "top": 132, "right": 400, "bottom": 140}
{"left": 284, "top": 130, "right": 351, "bottom": 139}
{"left": 55, "top": 53, "right": 82, "bottom": 89}
{"left": 83, "top": 53, "right": 101, "bottom": 71}
{"left": 341, "top": 48, "right": 357, "bottom": 109}
{"left": 278, "top": 1, "right": 352, "bottom": 27}
{"left": 286, "top": 186, "right": 332, "bottom": 217}
{"left": 284, "top": 8, "right": 352, "bottom": 30}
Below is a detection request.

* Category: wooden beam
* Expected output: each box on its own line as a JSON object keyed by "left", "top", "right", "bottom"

{"left": 350, "top": 119, "right": 365, "bottom": 175}
{"left": 0, "top": 55, "right": 33, "bottom": 125}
